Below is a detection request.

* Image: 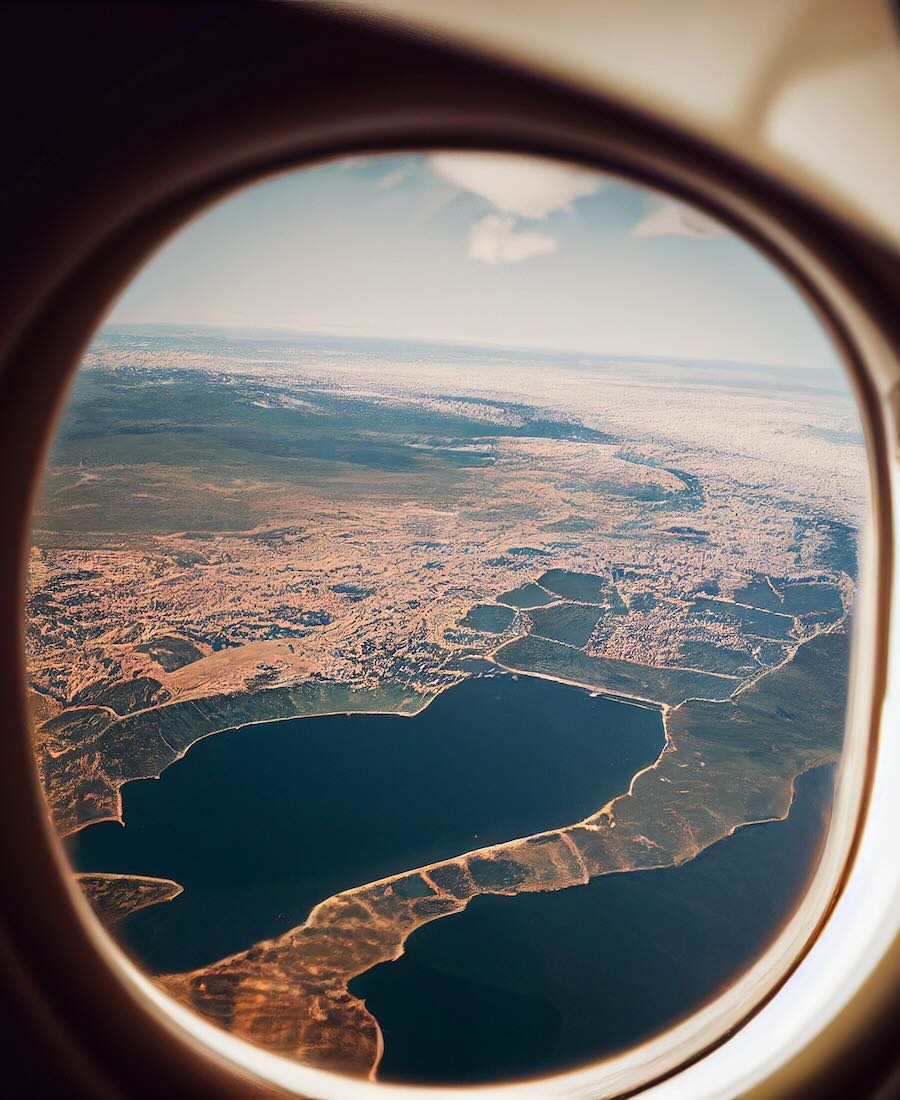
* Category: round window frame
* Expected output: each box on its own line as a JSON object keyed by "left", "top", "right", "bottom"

{"left": 1, "top": 29, "right": 898, "bottom": 1100}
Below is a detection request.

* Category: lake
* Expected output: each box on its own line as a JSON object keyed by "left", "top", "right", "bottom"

{"left": 67, "top": 672, "right": 664, "bottom": 973}
{"left": 352, "top": 765, "right": 834, "bottom": 1084}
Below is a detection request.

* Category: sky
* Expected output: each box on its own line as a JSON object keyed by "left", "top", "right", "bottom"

{"left": 109, "top": 152, "right": 840, "bottom": 368}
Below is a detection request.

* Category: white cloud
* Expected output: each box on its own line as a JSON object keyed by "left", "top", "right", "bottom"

{"left": 631, "top": 199, "right": 725, "bottom": 238}
{"left": 376, "top": 165, "right": 411, "bottom": 189}
{"left": 430, "top": 152, "right": 600, "bottom": 219}
{"left": 468, "top": 214, "right": 558, "bottom": 265}
{"left": 430, "top": 152, "right": 598, "bottom": 265}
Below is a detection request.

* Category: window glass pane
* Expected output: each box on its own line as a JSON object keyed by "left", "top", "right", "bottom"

{"left": 27, "top": 152, "right": 868, "bottom": 1085}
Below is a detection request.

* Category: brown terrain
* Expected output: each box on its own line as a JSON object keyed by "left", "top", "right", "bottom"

{"left": 77, "top": 872, "right": 183, "bottom": 927}
{"left": 158, "top": 621, "right": 848, "bottom": 1076}
{"left": 25, "top": 333, "right": 866, "bottom": 1076}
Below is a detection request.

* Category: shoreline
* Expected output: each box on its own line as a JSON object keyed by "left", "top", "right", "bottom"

{"left": 61, "top": 659, "right": 669, "bottom": 839}
{"left": 58, "top": 687, "right": 444, "bottom": 838}
{"left": 62, "top": 611, "right": 829, "bottom": 840}
{"left": 76, "top": 871, "right": 185, "bottom": 925}
{"left": 49, "top": 571, "right": 846, "bottom": 839}
{"left": 159, "top": 681, "right": 835, "bottom": 1081}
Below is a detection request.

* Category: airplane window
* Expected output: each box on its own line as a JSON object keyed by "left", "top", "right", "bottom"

{"left": 26, "top": 152, "right": 869, "bottom": 1087}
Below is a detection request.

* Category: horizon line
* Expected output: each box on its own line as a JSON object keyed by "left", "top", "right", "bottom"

{"left": 98, "top": 319, "right": 840, "bottom": 374}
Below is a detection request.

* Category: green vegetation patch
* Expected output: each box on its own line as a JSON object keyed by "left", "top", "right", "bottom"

{"left": 664, "top": 627, "right": 849, "bottom": 821}
{"left": 571, "top": 626, "right": 849, "bottom": 875}
{"left": 39, "top": 680, "right": 425, "bottom": 834}
{"left": 41, "top": 707, "right": 117, "bottom": 753}
{"left": 536, "top": 568, "right": 627, "bottom": 614}
{"left": 754, "top": 641, "right": 790, "bottom": 667}
{"left": 733, "top": 575, "right": 844, "bottom": 620}
{"left": 538, "top": 569, "right": 611, "bottom": 603}
{"left": 690, "top": 597, "right": 794, "bottom": 642}
{"left": 459, "top": 604, "right": 517, "bottom": 634}
{"left": 679, "top": 640, "right": 758, "bottom": 677}
{"left": 495, "top": 583, "right": 555, "bottom": 609}
{"left": 733, "top": 575, "right": 783, "bottom": 612}
{"left": 71, "top": 676, "right": 170, "bottom": 715}
{"left": 393, "top": 873, "right": 437, "bottom": 900}
{"left": 466, "top": 856, "right": 528, "bottom": 892}
{"left": 117, "top": 680, "right": 426, "bottom": 756}
{"left": 527, "top": 603, "right": 606, "bottom": 648}
{"left": 779, "top": 581, "right": 843, "bottom": 617}
{"left": 38, "top": 365, "right": 620, "bottom": 537}
{"left": 494, "top": 636, "right": 738, "bottom": 706}
{"left": 135, "top": 634, "right": 205, "bottom": 672}
{"left": 428, "top": 862, "right": 475, "bottom": 900}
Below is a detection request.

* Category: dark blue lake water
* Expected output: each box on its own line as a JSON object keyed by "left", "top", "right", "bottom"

{"left": 67, "top": 673, "right": 664, "bottom": 973}
{"left": 352, "top": 765, "right": 833, "bottom": 1084}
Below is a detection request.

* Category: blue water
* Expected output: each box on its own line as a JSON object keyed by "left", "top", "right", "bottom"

{"left": 352, "top": 766, "right": 833, "bottom": 1084}
{"left": 67, "top": 673, "right": 663, "bottom": 974}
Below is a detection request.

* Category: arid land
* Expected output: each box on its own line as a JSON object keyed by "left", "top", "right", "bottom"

{"left": 27, "top": 329, "right": 866, "bottom": 1074}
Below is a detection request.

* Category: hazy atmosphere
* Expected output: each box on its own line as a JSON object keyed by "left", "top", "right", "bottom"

{"left": 111, "top": 152, "right": 838, "bottom": 369}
